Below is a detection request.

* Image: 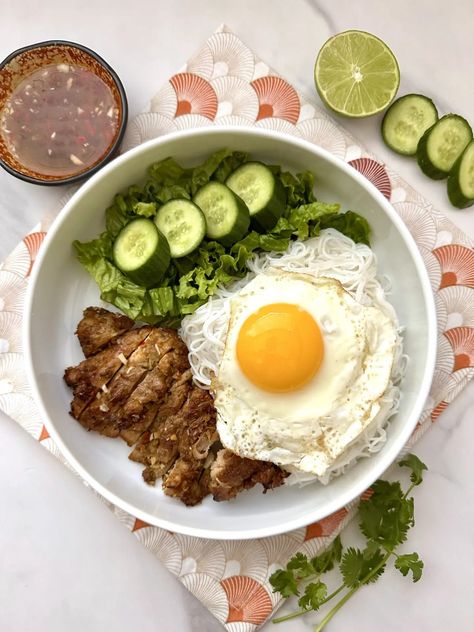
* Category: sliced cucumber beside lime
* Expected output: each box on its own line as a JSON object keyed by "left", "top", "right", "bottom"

{"left": 416, "top": 114, "right": 473, "bottom": 180}
{"left": 382, "top": 94, "right": 438, "bottom": 156}
{"left": 447, "top": 140, "right": 474, "bottom": 208}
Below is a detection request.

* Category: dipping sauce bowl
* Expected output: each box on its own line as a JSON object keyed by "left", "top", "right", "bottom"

{"left": 0, "top": 40, "right": 127, "bottom": 185}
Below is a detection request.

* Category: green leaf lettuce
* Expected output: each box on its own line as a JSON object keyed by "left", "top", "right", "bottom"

{"left": 74, "top": 149, "right": 371, "bottom": 325}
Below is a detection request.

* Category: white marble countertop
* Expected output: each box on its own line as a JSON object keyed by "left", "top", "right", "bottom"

{"left": 0, "top": 1, "right": 473, "bottom": 631}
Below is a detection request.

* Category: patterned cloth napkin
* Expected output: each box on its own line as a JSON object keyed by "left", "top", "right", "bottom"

{"left": 1, "top": 25, "right": 473, "bottom": 631}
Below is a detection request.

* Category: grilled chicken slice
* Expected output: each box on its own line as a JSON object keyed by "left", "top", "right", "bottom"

{"left": 124, "top": 372, "right": 191, "bottom": 447}
{"left": 209, "top": 448, "right": 288, "bottom": 501}
{"left": 64, "top": 326, "right": 152, "bottom": 418}
{"left": 129, "top": 386, "right": 217, "bottom": 487}
{"left": 160, "top": 388, "right": 217, "bottom": 506}
{"left": 77, "top": 328, "right": 186, "bottom": 439}
{"left": 162, "top": 457, "right": 212, "bottom": 506}
{"left": 76, "top": 307, "right": 134, "bottom": 357}
{"left": 118, "top": 352, "right": 190, "bottom": 445}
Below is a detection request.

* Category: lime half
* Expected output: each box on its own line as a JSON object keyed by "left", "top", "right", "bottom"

{"left": 314, "top": 30, "right": 400, "bottom": 118}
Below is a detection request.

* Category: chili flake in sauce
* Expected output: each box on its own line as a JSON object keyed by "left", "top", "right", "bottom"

{"left": 0, "top": 63, "right": 120, "bottom": 177}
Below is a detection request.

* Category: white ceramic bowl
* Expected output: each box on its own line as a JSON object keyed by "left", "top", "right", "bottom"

{"left": 24, "top": 127, "right": 437, "bottom": 540}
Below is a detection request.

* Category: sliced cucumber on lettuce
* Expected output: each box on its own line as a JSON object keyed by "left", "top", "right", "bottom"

{"left": 74, "top": 149, "right": 370, "bottom": 326}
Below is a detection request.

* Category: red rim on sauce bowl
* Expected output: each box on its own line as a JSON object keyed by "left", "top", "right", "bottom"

{"left": 0, "top": 40, "right": 128, "bottom": 185}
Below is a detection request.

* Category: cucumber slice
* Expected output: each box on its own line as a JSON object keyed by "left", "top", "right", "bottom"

{"left": 226, "top": 161, "right": 286, "bottom": 231}
{"left": 193, "top": 182, "right": 250, "bottom": 247}
{"left": 417, "top": 114, "right": 473, "bottom": 180}
{"left": 113, "top": 218, "right": 170, "bottom": 287}
{"left": 447, "top": 140, "right": 474, "bottom": 208}
{"left": 381, "top": 94, "right": 438, "bottom": 156}
{"left": 154, "top": 199, "right": 206, "bottom": 258}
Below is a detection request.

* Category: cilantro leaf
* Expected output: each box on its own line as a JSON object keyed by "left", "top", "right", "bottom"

{"left": 310, "top": 536, "right": 343, "bottom": 574}
{"left": 359, "top": 480, "right": 414, "bottom": 549}
{"left": 298, "top": 581, "right": 328, "bottom": 611}
{"left": 399, "top": 454, "right": 428, "bottom": 486}
{"left": 395, "top": 553, "right": 424, "bottom": 582}
{"left": 362, "top": 540, "right": 380, "bottom": 560}
{"left": 287, "top": 552, "right": 315, "bottom": 579}
{"left": 340, "top": 547, "right": 386, "bottom": 587}
{"left": 360, "top": 549, "right": 386, "bottom": 584}
{"left": 269, "top": 568, "right": 299, "bottom": 598}
{"left": 270, "top": 469, "right": 425, "bottom": 630}
{"left": 340, "top": 547, "right": 364, "bottom": 587}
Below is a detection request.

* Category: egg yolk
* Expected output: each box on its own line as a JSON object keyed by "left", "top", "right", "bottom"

{"left": 236, "top": 303, "right": 324, "bottom": 393}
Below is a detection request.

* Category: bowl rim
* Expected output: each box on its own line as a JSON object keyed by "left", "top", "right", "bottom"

{"left": 23, "top": 126, "right": 438, "bottom": 539}
{"left": 0, "top": 39, "right": 128, "bottom": 186}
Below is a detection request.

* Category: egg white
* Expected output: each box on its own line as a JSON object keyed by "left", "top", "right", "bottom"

{"left": 214, "top": 269, "right": 399, "bottom": 477}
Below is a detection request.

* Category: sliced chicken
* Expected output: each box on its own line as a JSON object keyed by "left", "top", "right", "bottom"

{"left": 76, "top": 306, "right": 134, "bottom": 357}
{"left": 64, "top": 307, "right": 287, "bottom": 506}
{"left": 129, "top": 386, "right": 217, "bottom": 490}
{"left": 209, "top": 448, "right": 288, "bottom": 501}
{"left": 64, "top": 326, "right": 152, "bottom": 418}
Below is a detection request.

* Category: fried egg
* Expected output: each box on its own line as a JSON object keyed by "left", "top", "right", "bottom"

{"left": 213, "top": 269, "right": 399, "bottom": 477}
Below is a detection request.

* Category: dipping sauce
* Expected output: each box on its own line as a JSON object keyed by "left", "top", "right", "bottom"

{"left": 0, "top": 63, "right": 120, "bottom": 177}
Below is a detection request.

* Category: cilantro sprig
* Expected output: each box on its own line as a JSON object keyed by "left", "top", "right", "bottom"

{"left": 270, "top": 454, "right": 427, "bottom": 630}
